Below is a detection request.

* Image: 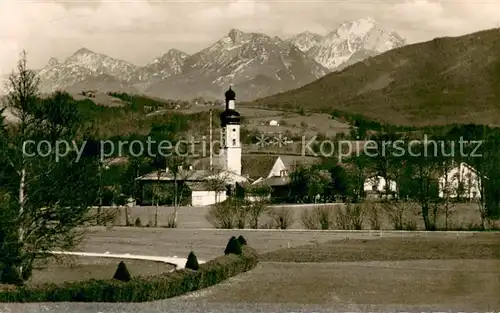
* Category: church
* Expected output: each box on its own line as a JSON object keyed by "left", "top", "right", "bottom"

{"left": 137, "top": 87, "right": 250, "bottom": 206}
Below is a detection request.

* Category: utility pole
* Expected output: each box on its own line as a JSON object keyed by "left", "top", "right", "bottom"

{"left": 209, "top": 108, "right": 213, "bottom": 170}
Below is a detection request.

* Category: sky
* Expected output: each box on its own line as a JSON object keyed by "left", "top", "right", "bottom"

{"left": 0, "top": 0, "right": 500, "bottom": 75}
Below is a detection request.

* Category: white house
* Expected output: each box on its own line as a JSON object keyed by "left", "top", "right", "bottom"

{"left": 363, "top": 175, "right": 397, "bottom": 198}
{"left": 269, "top": 120, "right": 279, "bottom": 126}
{"left": 438, "top": 162, "right": 482, "bottom": 200}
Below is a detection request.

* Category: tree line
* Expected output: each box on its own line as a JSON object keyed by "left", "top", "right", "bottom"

{"left": 287, "top": 131, "right": 500, "bottom": 230}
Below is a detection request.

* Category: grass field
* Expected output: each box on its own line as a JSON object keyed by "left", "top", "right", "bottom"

{"left": 260, "top": 235, "right": 500, "bottom": 262}
{"left": 174, "top": 233, "right": 500, "bottom": 311}
{"left": 189, "top": 260, "right": 500, "bottom": 311}
{"left": 1, "top": 230, "right": 498, "bottom": 312}
{"left": 28, "top": 256, "right": 174, "bottom": 286}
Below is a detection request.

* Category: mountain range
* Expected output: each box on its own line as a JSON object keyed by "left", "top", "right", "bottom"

{"left": 31, "top": 18, "right": 405, "bottom": 101}
{"left": 247, "top": 27, "right": 500, "bottom": 126}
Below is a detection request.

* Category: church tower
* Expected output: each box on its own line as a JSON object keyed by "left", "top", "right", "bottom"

{"left": 219, "top": 86, "right": 242, "bottom": 176}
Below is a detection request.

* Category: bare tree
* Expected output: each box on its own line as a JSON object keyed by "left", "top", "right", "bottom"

{"left": 335, "top": 202, "right": 365, "bottom": 230}
{"left": 245, "top": 183, "right": 271, "bottom": 229}
{"left": 206, "top": 199, "right": 237, "bottom": 229}
{"left": 436, "top": 158, "right": 457, "bottom": 230}
{"left": 204, "top": 165, "right": 230, "bottom": 204}
{"left": 381, "top": 200, "right": 415, "bottom": 230}
{"left": 267, "top": 207, "right": 294, "bottom": 229}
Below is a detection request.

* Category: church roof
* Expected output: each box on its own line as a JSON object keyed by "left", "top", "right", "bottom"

{"left": 191, "top": 154, "right": 321, "bottom": 180}
{"left": 254, "top": 175, "right": 291, "bottom": 187}
{"left": 136, "top": 169, "right": 212, "bottom": 181}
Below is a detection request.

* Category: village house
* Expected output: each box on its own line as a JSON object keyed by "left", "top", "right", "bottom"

{"left": 363, "top": 175, "right": 397, "bottom": 199}
{"left": 438, "top": 162, "right": 482, "bottom": 200}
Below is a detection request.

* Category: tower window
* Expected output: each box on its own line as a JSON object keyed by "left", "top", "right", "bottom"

{"left": 233, "top": 128, "right": 236, "bottom": 132}
{"left": 232, "top": 139, "right": 236, "bottom": 146}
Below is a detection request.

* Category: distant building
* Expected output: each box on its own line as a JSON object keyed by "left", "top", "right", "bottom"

{"left": 269, "top": 120, "right": 279, "bottom": 126}
{"left": 438, "top": 162, "right": 482, "bottom": 200}
{"left": 363, "top": 175, "right": 397, "bottom": 199}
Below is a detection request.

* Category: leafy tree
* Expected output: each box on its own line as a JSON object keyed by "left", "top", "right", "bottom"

{"left": 288, "top": 165, "right": 309, "bottom": 202}
{"left": 289, "top": 165, "right": 331, "bottom": 203}
{"left": 0, "top": 51, "right": 104, "bottom": 282}
{"left": 320, "top": 159, "right": 352, "bottom": 201}
{"left": 368, "top": 131, "right": 403, "bottom": 199}
{"left": 469, "top": 129, "right": 500, "bottom": 225}
{"left": 345, "top": 154, "right": 372, "bottom": 202}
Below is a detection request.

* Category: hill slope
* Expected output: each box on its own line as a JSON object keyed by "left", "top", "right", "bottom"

{"left": 247, "top": 28, "right": 500, "bottom": 126}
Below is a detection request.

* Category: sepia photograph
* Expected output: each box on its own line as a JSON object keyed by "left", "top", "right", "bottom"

{"left": 0, "top": 0, "right": 499, "bottom": 312}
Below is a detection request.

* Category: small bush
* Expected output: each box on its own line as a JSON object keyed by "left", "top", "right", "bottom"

{"left": 335, "top": 203, "right": 365, "bottom": 230}
{"left": 113, "top": 261, "right": 131, "bottom": 282}
{"left": 404, "top": 220, "right": 417, "bottom": 231}
{"left": 237, "top": 235, "right": 247, "bottom": 246}
{"left": 368, "top": 203, "right": 381, "bottom": 230}
{"left": 268, "top": 207, "right": 294, "bottom": 229}
{"left": 224, "top": 236, "right": 242, "bottom": 255}
{"left": 382, "top": 200, "right": 413, "bottom": 230}
{"left": 134, "top": 217, "right": 142, "bottom": 227}
{"left": 185, "top": 251, "right": 199, "bottom": 270}
{"left": 301, "top": 206, "right": 336, "bottom": 230}
{"left": 165, "top": 212, "right": 177, "bottom": 228}
{"left": 206, "top": 201, "right": 237, "bottom": 229}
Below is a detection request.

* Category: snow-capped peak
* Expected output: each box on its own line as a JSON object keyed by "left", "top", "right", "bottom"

{"left": 228, "top": 28, "right": 245, "bottom": 44}
{"left": 336, "top": 17, "right": 377, "bottom": 38}
{"left": 294, "top": 17, "right": 405, "bottom": 70}
{"left": 288, "top": 31, "right": 323, "bottom": 53}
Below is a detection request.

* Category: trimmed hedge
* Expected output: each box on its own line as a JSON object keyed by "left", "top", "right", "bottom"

{"left": 0, "top": 246, "right": 258, "bottom": 302}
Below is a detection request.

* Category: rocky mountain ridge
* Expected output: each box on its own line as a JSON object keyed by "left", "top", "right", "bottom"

{"left": 32, "top": 18, "right": 405, "bottom": 100}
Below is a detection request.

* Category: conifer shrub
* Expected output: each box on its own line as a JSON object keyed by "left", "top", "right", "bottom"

{"left": 113, "top": 261, "right": 131, "bottom": 282}
{"left": 224, "top": 236, "right": 242, "bottom": 255}
{"left": 237, "top": 235, "right": 247, "bottom": 246}
{"left": 0, "top": 265, "right": 23, "bottom": 286}
{"left": 185, "top": 251, "right": 199, "bottom": 270}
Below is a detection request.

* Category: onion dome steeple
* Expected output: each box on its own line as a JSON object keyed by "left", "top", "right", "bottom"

{"left": 220, "top": 86, "right": 240, "bottom": 127}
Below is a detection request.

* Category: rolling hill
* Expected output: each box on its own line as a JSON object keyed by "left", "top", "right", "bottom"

{"left": 246, "top": 28, "right": 500, "bottom": 127}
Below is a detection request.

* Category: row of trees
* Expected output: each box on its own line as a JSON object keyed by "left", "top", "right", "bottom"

{"left": 287, "top": 131, "right": 500, "bottom": 230}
